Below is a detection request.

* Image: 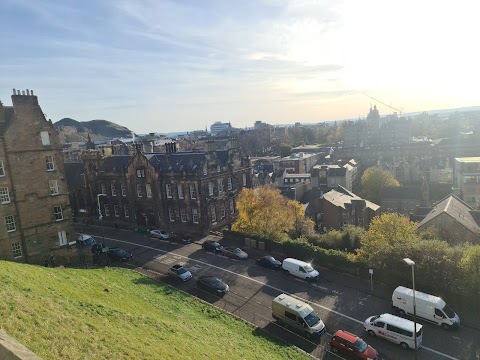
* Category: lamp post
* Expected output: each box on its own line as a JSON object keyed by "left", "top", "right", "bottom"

{"left": 403, "top": 258, "right": 417, "bottom": 359}
{"left": 97, "top": 194, "right": 106, "bottom": 243}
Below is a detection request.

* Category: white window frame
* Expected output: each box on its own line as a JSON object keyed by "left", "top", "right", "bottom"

{"left": 177, "top": 184, "right": 184, "bottom": 199}
{"left": 169, "top": 207, "right": 175, "bottom": 222}
{"left": 104, "top": 204, "right": 110, "bottom": 217}
{"left": 220, "top": 203, "right": 226, "bottom": 219}
{"left": 121, "top": 183, "right": 127, "bottom": 197}
{"left": 136, "top": 184, "right": 142, "bottom": 197}
{"left": 12, "top": 242, "right": 22, "bottom": 258}
{"left": 46, "top": 155, "right": 55, "bottom": 171}
{"left": 192, "top": 208, "right": 199, "bottom": 224}
{"left": 0, "top": 160, "right": 5, "bottom": 177}
{"left": 136, "top": 169, "right": 145, "bottom": 178}
{"left": 180, "top": 207, "right": 187, "bottom": 222}
{"left": 230, "top": 198, "right": 235, "bottom": 214}
{"left": 101, "top": 183, "right": 107, "bottom": 195}
{"left": 5, "top": 215, "right": 16, "bottom": 232}
{"left": 114, "top": 204, "right": 120, "bottom": 217}
{"left": 146, "top": 183, "right": 152, "bottom": 198}
{"left": 124, "top": 205, "right": 129, "bottom": 218}
{"left": 49, "top": 180, "right": 59, "bottom": 196}
{"left": 58, "top": 230, "right": 67, "bottom": 246}
{"left": 218, "top": 178, "right": 224, "bottom": 193}
{"left": 0, "top": 187, "right": 10, "bottom": 204}
{"left": 166, "top": 184, "right": 172, "bottom": 198}
{"left": 111, "top": 183, "right": 117, "bottom": 196}
{"left": 54, "top": 206, "right": 63, "bottom": 221}
{"left": 40, "top": 131, "right": 50, "bottom": 146}
{"left": 210, "top": 205, "right": 217, "bottom": 223}
{"left": 190, "top": 184, "right": 197, "bottom": 199}
{"left": 242, "top": 173, "right": 247, "bottom": 186}
{"left": 227, "top": 177, "right": 232, "bottom": 191}
{"left": 209, "top": 182, "right": 214, "bottom": 196}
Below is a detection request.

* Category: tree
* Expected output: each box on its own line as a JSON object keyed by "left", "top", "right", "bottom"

{"left": 232, "top": 186, "right": 313, "bottom": 241}
{"left": 358, "top": 213, "right": 419, "bottom": 269}
{"left": 460, "top": 245, "right": 480, "bottom": 297}
{"left": 360, "top": 167, "right": 400, "bottom": 204}
{"left": 279, "top": 144, "right": 292, "bottom": 158}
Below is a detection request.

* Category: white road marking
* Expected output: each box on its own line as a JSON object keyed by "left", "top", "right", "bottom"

{"left": 102, "top": 235, "right": 460, "bottom": 360}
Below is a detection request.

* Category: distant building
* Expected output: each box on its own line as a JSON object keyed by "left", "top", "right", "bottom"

{"left": 274, "top": 152, "right": 322, "bottom": 174}
{"left": 310, "top": 159, "right": 359, "bottom": 192}
{"left": 210, "top": 121, "right": 233, "bottom": 136}
{"left": 454, "top": 157, "right": 480, "bottom": 208}
{"left": 380, "top": 186, "right": 428, "bottom": 215}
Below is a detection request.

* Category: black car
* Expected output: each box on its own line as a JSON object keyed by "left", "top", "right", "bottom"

{"left": 196, "top": 276, "right": 229, "bottom": 295}
{"left": 202, "top": 240, "right": 223, "bottom": 252}
{"left": 106, "top": 247, "right": 133, "bottom": 262}
{"left": 256, "top": 255, "right": 282, "bottom": 269}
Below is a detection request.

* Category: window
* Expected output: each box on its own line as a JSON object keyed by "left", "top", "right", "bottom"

{"left": 0, "top": 187, "right": 10, "bottom": 204}
{"left": 227, "top": 177, "right": 232, "bottom": 191}
{"left": 45, "top": 155, "right": 55, "bottom": 171}
{"left": 40, "top": 131, "right": 50, "bottom": 146}
{"left": 49, "top": 180, "right": 59, "bottom": 195}
{"left": 285, "top": 311, "right": 297, "bottom": 321}
{"left": 169, "top": 207, "right": 175, "bottom": 222}
{"left": 374, "top": 321, "right": 385, "bottom": 328}
{"left": 242, "top": 173, "right": 247, "bottom": 186}
{"left": 124, "top": 205, "right": 129, "bottom": 218}
{"left": 180, "top": 208, "right": 187, "bottom": 222}
{"left": 230, "top": 198, "right": 235, "bottom": 214}
{"left": 111, "top": 183, "right": 116, "bottom": 196}
{"left": 114, "top": 205, "right": 120, "bottom": 217}
{"left": 190, "top": 184, "right": 197, "bottom": 199}
{"left": 121, "top": 183, "right": 127, "bottom": 197}
{"left": 58, "top": 231, "right": 67, "bottom": 246}
{"left": 54, "top": 206, "right": 63, "bottom": 221}
{"left": 136, "top": 169, "right": 145, "bottom": 178}
{"left": 209, "top": 182, "right": 214, "bottom": 196}
{"left": 177, "top": 184, "right": 184, "bottom": 199}
{"left": 166, "top": 184, "right": 172, "bottom": 198}
{"left": 217, "top": 165, "right": 221, "bottom": 172}
{"left": 435, "top": 308, "right": 445, "bottom": 318}
{"left": 192, "top": 208, "right": 199, "bottom": 224}
{"left": 218, "top": 178, "right": 224, "bottom": 193}
{"left": 12, "top": 242, "right": 22, "bottom": 258}
{"left": 146, "top": 183, "right": 152, "bottom": 198}
{"left": 101, "top": 183, "right": 107, "bottom": 195}
{"left": 136, "top": 184, "right": 142, "bottom": 197}
{"left": 0, "top": 160, "right": 4, "bottom": 177}
{"left": 5, "top": 215, "right": 16, "bottom": 232}
{"left": 220, "top": 204, "right": 226, "bottom": 218}
{"left": 210, "top": 205, "right": 216, "bottom": 223}
{"left": 104, "top": 204, "right": 110, "bottom": 217}
{"left": 386, "top": 324, "right": 412, "bottom": 337}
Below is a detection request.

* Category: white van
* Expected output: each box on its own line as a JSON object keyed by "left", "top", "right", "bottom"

{"left": 364, "top": 313, "right": 422, "bottom": 350}
{"left": 272, "top": 293, "right": 326, "bottom": 338}
{"left": 392, "top": 286, "right": 460, "bottom": 330}
{"left": 282, "top": 258, "right": 319, "bottom": 281}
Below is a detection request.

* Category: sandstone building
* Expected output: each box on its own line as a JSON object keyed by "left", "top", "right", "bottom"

{"left": 0, "top": 89, "right": 76, "bottom": 264}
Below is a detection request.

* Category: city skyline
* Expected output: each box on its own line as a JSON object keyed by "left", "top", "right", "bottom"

{"left": 1, "top": 0, "right": 478, "bottom": 133}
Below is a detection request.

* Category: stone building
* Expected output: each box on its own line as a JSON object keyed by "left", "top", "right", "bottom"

{"left": 0, "top": 89, "right": 76, "bottom": 264}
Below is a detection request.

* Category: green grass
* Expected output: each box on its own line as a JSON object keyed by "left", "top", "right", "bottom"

{"left": 0, "top": 261, "right": 309, "bottom": 360}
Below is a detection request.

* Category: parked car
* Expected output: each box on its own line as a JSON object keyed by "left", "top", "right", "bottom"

{"left": 196, "top": 276, "right": 229, "bottom": 295}
{"left": 220, "top": 247, "right": 248, "bottom": 260}
{"left": 106, "top": 247, "right": 133, "bottom": 262}
{"left": 77, "top": 234, "right": 97, "bottom": 247}
{"left": 91, "top": 243, "right": 107, "bottom": 255}
{"left": 329, "top": 330, "right": 378, "bottom": 360}
{"left": 173, "top": 233, "right": 192, "bottom": 244}
{"left": 168, "top": 264, "right": 192, "bottom": 281}
{"left": 256, "top": 255, "right": 282, "bottom": 269}
{"left": 282, "top": 258, "right": 319, "bottom": 282}
{"left": 202, "top": 240, "right": 223, "bottom": 252}
{"left": 150, "top": 229, "right": 172, "bottom": 240}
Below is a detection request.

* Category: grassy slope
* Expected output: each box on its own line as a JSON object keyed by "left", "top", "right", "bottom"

{"left": 0, "top": 262, "right": 309, "bottom": 360}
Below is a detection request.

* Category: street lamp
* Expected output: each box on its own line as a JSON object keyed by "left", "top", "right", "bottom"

{"left": 97, "top": 194, "right": 106, "bottom": 243}
{"left": 403, "top": 257, "right": 417, "bottom": 359}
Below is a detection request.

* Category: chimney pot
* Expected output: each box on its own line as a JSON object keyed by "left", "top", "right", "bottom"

{"left": 26, "top": 89, "right": 30, "bottom": 95}
{"left": 17, "top": 90, "right": 20, "bottom": 95}
{"left": 31, "top": 90, "right": 34, "bottom": 95}
{"left": 13, "top": 88, "right": 16, "bottom": 95}
{"left": 22, "top": 90, "right": 25, "bottom": 95}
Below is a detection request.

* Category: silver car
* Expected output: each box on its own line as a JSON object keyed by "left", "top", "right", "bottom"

{"left": 150, "top": 229, "right": 172, "bottom": 240}
{"left": 168, "top": 264, "right": 192, "bottom": 281}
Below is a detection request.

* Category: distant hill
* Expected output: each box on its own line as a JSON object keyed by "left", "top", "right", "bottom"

{"left": 54, "top": 118, "right": 134, "bottom": 143}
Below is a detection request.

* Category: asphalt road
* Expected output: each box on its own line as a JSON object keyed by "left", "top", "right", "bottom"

{"left": 79, "top": 226, "right": 480, "bottom": 360}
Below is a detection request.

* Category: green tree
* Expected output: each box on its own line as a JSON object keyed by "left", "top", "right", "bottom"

{"left": 279, "top": 144, "right": 293, "bottom": 158}
{"left": 360, "top": 167, "right": 400, "bottom": 203}
{"left": 460, "top": 245, "right": 480, "bottom": 297}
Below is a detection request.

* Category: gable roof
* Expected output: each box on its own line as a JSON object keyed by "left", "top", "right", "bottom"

{"left": 146, "top": 152, "right": 206, "bottom": 172}
{"left": 98, "top": 155, "right": 131, "bottom": 173}
{"left": 323, "top": 186, "right": 380, "bottom": 211}
{"left": 417, "top": 194, "right": 480, "bottom": 234}
{"left": 380, "top": 186, "right": 422, "bottom": 200}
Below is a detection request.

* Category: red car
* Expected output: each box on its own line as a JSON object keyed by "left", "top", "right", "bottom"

{"left": 329, "top": 330, "right": 378, "bottom": 360}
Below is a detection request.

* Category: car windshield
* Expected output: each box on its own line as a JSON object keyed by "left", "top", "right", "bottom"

{"left": 443, "top": 305, "right": 456, "bottom": 318}
{"left": 209, "top": 278, "right": 221, "bottom": 286}
{"left": 416, "top": 328, "right": 422, "bottom": 337}
{"left": 304, "top": 311, "right": 321, "bottom": 327}
{"left": 116, "top": 249, "right": 128, "bottom": 256}
{"left": 84, "top": 238, "right": 95, "bottom": 246}
{"left": 233, "top": 248, "right": 242, "bottom": 254}
{"left": 177, "top": 267, "right": 187, "bottom": 274}
{"left": 354, "top": 338, "right": 368, "bottom": 353}
{"left": 304, "top": 264, "right": 314, "bottom": 272}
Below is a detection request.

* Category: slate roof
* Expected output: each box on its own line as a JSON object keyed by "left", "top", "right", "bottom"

{"left": 64, "top": 163, "right": 86, "bottom": 187}
{"left": 98, "top": 156, "right": 131, "bottom": 173}
{"left": 0, "top": 106, "right": 14, "bottom": 134}
{"left": 328, "top": 167, "right": 347, "bottom": 176}
{"left": 380, "top": 186, "right": 422, "bottom": 200}
{"left": 417, "top": 195, "right": 480, "bottom": 234}
{"left": 146, "top": 152, "right": 206, "bottom": 173}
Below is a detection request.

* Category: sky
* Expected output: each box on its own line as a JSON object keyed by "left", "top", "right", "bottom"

{"left": 0, "top": 0, "right": 479, "bottom": 134}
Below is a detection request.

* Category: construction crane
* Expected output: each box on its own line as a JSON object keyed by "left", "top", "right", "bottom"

{"left": 362, "top": 93, "right": 403, "bottom": 115}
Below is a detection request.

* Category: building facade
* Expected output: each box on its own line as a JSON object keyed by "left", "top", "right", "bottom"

{"left": 454, "top": 157, "right": 480, "bottom": 208}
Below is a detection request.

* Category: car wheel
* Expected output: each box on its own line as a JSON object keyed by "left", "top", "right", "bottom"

{"left": 330, "top": 346, "right": 339, "bottom": 353}
{"left": 400, "top": 342, "right": 409, "bottom": 350}
{"left": 367, "top": 330, "right": 376, "bottom": 337}
{"left": 399, "top": 309, "right": 406, "bottom": 316}
{"left": 441, "top": 323, "right": 450, "bottom": 330}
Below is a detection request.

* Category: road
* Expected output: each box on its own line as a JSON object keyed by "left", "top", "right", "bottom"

{"left": 80, "top": 226, "right": 480, "bottom": 360}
